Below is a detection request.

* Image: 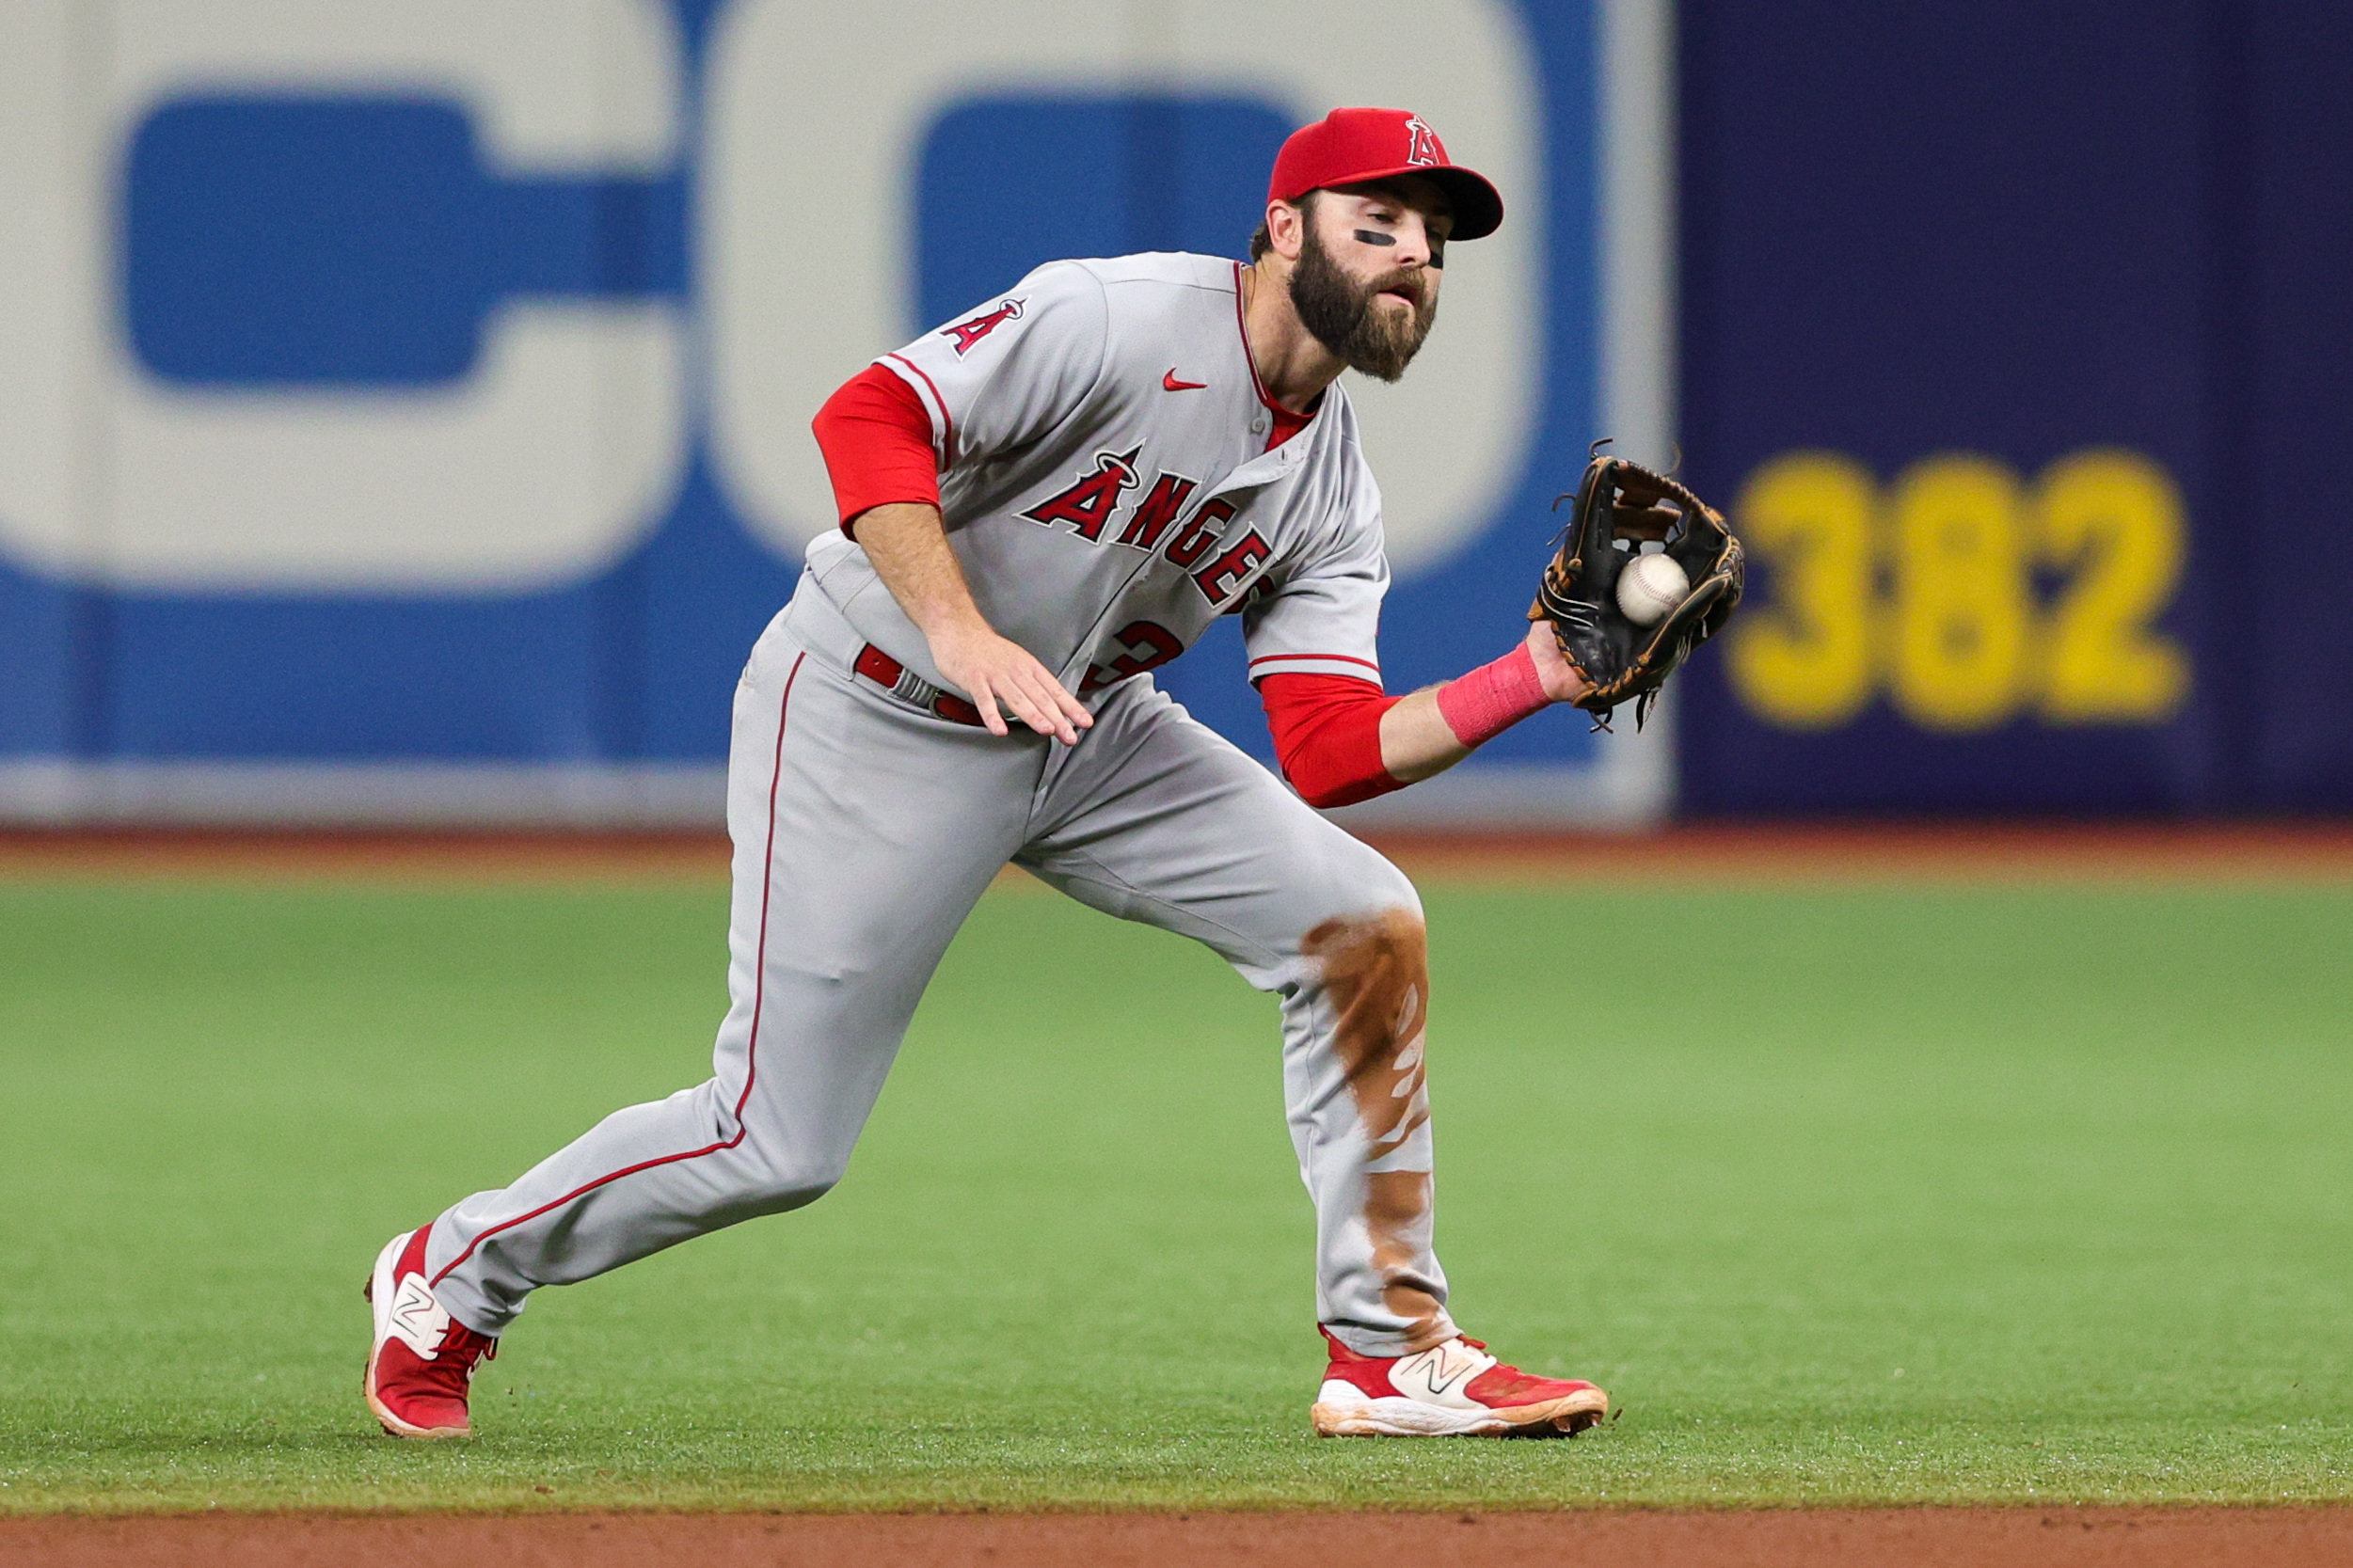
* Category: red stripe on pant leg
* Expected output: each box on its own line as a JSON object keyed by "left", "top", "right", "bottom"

{"left": 730, "top": 650, "right": 805, "bottom": 1120}
{"left": 432, "top": 652, "right": 808, "bottom": 1288}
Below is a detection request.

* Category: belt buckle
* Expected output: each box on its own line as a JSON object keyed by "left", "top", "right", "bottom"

{"left": 932, "top": 691, "right": 984, "bottom": 726}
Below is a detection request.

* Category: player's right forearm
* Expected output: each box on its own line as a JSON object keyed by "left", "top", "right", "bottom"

{"left": 852, "top": 502, "right": 1094, "bottom": 744}
{"left": 853, "top": 503, "right": 995, "bottom": 642}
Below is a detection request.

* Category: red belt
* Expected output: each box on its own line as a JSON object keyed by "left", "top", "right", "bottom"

{"left": 852, "top": 643, "right": 986, "bottom": 727}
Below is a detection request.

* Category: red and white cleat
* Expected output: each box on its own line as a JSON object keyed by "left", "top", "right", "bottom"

{"left": 362, "top": 1227, "right": 496, "bottom": 1439}
{"left": 1311, "top": 1327, "right": 1608, "bottom": 1437}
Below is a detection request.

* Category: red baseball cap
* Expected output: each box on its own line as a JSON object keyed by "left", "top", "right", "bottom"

{"left": 1267, "top": 107, "right": 1503, "bottom": 241}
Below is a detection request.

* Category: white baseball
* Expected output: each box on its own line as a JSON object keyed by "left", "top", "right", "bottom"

{"left": 1615, "top": 552, "right": 1692, "bottom": 627}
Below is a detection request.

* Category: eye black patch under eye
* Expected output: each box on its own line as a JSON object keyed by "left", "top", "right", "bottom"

{"left": 1426, "top": 243, "right": 1445, "bottom": 269}
{"left": 1352, "top": 230, "right": 1397, "bottom": 246}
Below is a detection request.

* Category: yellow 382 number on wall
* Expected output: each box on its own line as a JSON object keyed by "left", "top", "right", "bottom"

{"left": 1725, "top": 449, "right": 2190, "bottom": 733}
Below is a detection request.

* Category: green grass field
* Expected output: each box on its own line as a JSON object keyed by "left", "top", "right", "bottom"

{"left": 1, "top": 871, "right": 2348, "bottom": 1513}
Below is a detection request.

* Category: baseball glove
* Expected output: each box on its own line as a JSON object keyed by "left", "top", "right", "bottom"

{"left": 1528, "top": 451, "right": 1745, "bottom": 730}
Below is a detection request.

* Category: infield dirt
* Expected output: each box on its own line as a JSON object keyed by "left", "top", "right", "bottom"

{"left": 7, "top": 1507, "right": 2351, "bottom": 1567}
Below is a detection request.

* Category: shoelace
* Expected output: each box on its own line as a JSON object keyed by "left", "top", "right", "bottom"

{"left": 407, "top": 1317, "right": 497, "bottom": 1390}
{"left": 449, "top": 1326, "right": 497, "bottom": 1381}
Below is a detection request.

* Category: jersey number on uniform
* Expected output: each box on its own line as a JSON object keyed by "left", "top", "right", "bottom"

{"left": 1079, "top": 621, "right": 1184, "bottom": 693}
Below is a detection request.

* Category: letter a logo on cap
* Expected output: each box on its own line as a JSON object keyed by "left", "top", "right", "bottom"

{"left": 1266, "top": 107, "right": 1502, "bottom": 240}
{"left": 1404, "top": 116, "right": 1442, "bottom": 167}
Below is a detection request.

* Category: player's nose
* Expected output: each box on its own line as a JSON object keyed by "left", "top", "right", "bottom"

{"left": 1393, "top": 214, "right": 1445, "bottom": 271}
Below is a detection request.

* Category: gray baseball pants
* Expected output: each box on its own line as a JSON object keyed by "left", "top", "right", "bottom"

{"left": 423, "top": 579, "right": 1455, "bottom": 1356}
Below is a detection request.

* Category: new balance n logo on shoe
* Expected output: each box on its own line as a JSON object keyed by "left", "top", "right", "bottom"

{"left": 386, "top": 1274, "right": 451, "bottom": 1360}
{"left": 1390, "top": 1338, "right": 1489, "bottom": 1404}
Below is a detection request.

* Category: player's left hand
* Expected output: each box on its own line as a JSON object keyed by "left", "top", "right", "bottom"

{"left": 1527, "top": 453, "right": 1744, "bottom": 730}
{"left": 1524, "top": 620, "right": 1593, "bottom": 705}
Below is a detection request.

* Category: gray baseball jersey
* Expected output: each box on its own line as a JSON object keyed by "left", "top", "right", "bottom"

{"left": 805, "top": 252, "right": 1391, "bottom": 698}
{"left": 421, "top": 253, "right": 1463, "bottom": 1365}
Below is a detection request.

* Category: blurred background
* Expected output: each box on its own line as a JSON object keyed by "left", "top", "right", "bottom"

{"left": 1, "top": 0, "right": 2345, "bottom": 830}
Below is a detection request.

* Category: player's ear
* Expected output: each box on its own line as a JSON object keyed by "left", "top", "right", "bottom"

{"left": 1264, "top": 197, "right": 1310, "bottom": 262}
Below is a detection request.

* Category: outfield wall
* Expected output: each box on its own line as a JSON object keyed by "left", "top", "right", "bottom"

{"left": 0, "top": 0, "right": 1665, "bottom": 829}
{"left": 2, "top": 1, "right": 2346, "bottom": 825}
{"left": 1674, "top": 0, "right": 2353, "bottom": 815}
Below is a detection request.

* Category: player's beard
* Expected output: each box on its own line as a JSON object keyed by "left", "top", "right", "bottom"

{"left": 1287, "top": 223, "right": 1439, "bottom": 383}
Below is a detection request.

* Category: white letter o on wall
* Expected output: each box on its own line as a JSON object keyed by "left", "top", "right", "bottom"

{"left": 703, "top": 0, "right": 1544, "bottom": 576}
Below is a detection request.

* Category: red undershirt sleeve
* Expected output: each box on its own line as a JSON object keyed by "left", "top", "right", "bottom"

{"left": 1257, "top": 672, "right": 1405, "bottom": 809}
{"left": 810, "top": 363, "right": 943, "bottom": 535}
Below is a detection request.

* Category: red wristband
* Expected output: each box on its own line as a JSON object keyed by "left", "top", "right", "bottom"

{"left": 1435, "top": 641, "right": 1551, "bottom": 748}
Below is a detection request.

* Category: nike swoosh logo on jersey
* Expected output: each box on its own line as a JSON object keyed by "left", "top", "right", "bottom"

{"left": 1162, "top": 370, "right": 1207, "bottom": 391}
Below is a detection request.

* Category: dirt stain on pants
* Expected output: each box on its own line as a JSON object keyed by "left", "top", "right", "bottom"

{"left": 1303, "top": 909, "right": 1452, "bottom": 1352}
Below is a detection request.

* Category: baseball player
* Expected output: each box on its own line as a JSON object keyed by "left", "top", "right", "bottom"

{"left": 366, "top": 107, "right": 1611, "bottom": 1440}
